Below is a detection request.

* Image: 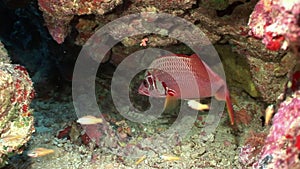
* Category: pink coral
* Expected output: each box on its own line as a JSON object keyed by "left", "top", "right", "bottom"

{"left": 239, "top": 144, "right": 256, "bottom": 167}
{"left": 254, "top": 93, "right": 300, "bottom": 168}
{"left": 248, "top": 0, "right": 300, "bottom": 51}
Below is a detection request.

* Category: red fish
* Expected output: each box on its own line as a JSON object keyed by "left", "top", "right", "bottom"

{"left": 138, "top": 54, "right": 234, "bottom": 125}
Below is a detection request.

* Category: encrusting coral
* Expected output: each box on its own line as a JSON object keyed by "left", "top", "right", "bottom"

{"left": 0, "top": 42, "right": 35, "bottom": 166}
{"left": 248, "top": 0, "right": 300, "bottom": 52}
{"left": 253, "top": 93, "right": 300, "bottom": 168}
{"left": 38, "top": 0, "right": 123, "bottom": 44}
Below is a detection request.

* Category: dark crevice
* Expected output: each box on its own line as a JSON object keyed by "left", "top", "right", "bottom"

{"left": 216, "top": 1, "right": 244, "bottom": 17}
{"left": 191, "top": 0, "right": 200, "bottom": 9}
{"left": 194, "top": 20, "right": 200, "bottom": 25}
{"left": 109, "top": 0, "right": 132, "bottom": 15}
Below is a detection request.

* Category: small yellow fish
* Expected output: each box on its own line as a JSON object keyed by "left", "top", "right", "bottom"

{"left": 76, "top": 115, "right": 103, "bottom": 125}
{"left": 27, "top": 148, "right": 54, "bottom": 158}
{"left": 135, "top": 155, "right": 147, "bottom": 165}
{"left": 159, "top": 154, "right": 181, "bottom": 161}
{"left": 187, "top": 100, "right": 210, "bottom": 111}
{"left": 0, "top": 135, "right": 22, "bottom": 142}
{"left": 265, "top": 104, "right": 275, "bottom": 125}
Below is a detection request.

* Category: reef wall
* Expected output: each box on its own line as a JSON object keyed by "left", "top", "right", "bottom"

{"left": 0, "top": 41, "right": 35, "bottom": 167}
{"left": 36, "top": 0, "right": 295, "bottom": 103}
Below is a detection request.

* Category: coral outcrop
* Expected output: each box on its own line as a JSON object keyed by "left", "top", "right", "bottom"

{"left": 248, "top": 0, "right": 300, "bottom": 52}
{"left": 253, "top": 92, "right": 300, "bottom": 168}
{"left": 36, "top": 0, "right": 294, "bottom": 103}
{"left": 38, "top": 0, "right": 123, "bottom": 44}
{"left": 0, "top": 42, "right": 35, "bottom": 166}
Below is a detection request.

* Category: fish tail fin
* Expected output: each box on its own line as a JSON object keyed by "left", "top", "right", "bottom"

{"left": 225, "top": 89, "right": 235, "bottom": 125}
{"left": 215, "top": 87, "right": 235, "bottom": 125}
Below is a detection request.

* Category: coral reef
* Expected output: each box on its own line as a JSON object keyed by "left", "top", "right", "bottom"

{"left": 0, "top": 41, "right": 35, "bottom": 166}
{"left": 244, "top": 0, "right": 300, "bottom": 168}
{"left": 245, "top": 52, "right": 296, "bottom": 103}
{"left": 2, "top": 0, "right": 300, "bottom": 168}
{"left": 35, "top": 0, "right": 295, "bottom": 103}
{"left": 253, "top": 92, "right": 300, "bottom": 168}
{"left": 248, "top": 0, "right": 300, "bottom": 52}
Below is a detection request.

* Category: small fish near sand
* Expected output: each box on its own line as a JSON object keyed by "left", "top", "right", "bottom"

{"left": 135, "top": 155, "right": 147, "bottom": 165}
{"left": 187, "top": 100, "right": 210, "bottom": 111}
{"left": 138, "top": 54, "right": 235, "bottom": 125}
{"left": 159, "top": 154, "right": 181, "bottom": 161}
{"left": 76, "top": 115, "right": 103, "bottom": 125}
{"left": 27, "top": 147, "right": 55, "bottom": 158}
{"left": 0, "top": 135, "right": 23, "bottom": 143}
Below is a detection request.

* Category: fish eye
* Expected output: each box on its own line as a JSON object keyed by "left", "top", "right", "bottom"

{"left": 143, "top": 80, "right": 149, "bottom": 88}
{"left": 147, "top": 77, "right": 153, "bottom": 85}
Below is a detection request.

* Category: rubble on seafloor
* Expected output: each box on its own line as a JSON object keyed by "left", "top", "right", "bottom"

{"left": 13, "top": 76, "right": 245, "bottom": 169}
{"left": 0, "top": 41, "right": 35, "bottom": 167}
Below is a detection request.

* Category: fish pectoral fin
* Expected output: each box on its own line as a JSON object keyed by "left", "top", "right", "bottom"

{"left": 164, "top": 94, "right": 178, "bottom": 110}
{"left": 187, "top": 100, "right": 210, "bottom": 111}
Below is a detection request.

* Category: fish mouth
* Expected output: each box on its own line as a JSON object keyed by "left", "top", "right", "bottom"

{"left": 138, "top": 86, "right": 150, "bottom": 96}
{"left": 138, "top": 86, "right": 168, "bottom": 98}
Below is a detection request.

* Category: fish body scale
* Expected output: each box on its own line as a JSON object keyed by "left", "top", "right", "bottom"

{"left": 148, "top": 55, "right": 223, "bottom": 99}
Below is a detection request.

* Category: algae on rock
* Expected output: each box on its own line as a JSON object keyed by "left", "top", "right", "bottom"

{"left": 216, "top": 44, "right": 260, "bottom": 98}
